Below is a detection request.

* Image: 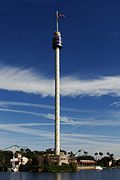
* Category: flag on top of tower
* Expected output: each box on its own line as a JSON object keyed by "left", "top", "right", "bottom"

{"left": 58, "top": 12, "right": 65, "bottom": 18}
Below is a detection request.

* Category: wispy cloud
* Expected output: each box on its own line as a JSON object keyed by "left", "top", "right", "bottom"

{"left": 0, "top": 107, "right": 120, "bottom": 127}
{"left": 61, "top": 76, "right": 120, "bottom": 97}
{"left": 60, "top": 116, "right": 120, "bottom": 127}
{"left": 0, "top": 101, "right": 54, "bottom": 110}
{"left": 0, "top": 107, "right": 56, "bottom": 123}
{"left": 0, "top": 122, "right": 119, "bottom": 155}
{"left": 0, "top": 64, "right": 54, "bottom": 97}
{"left": 0, "top": 64, "right": 120, "bottom": 97}
{"left": 61, "top": 132, "right": 120, "bottom": 156}
{"left": 0, "top": 100, "right": 97, "bottom": 114}
{"left": 0, "top": 123, "right": 53, "bottom": 139}
{"left": 110, "top": 101, "right": 120, "bottom": 108}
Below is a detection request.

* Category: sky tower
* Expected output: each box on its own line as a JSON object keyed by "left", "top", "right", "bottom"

{"left": 52, "top": 11, "right": 63, "bottom": 156}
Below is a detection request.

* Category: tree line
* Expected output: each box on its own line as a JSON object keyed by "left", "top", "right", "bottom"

{"left": 0, "top": 148, "right": 119, "bottom": 172}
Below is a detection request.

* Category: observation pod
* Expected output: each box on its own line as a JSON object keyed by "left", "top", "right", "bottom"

{"left": 52, "top": 31, "right": 62, "bottom": 50}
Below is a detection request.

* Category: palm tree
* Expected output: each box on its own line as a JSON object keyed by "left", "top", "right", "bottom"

{"left": 84, "top": 151, "right": 88, "bottom": 156}
{"left": 68, "top": 151, "right": 74, "bottom": 157}
{"left": 110, "top": 153, "right": 114, "bottom": 160}
{"left": 95, "top": 152, "right": 98, "bottom": 160}
{"left": 107, "top": 152, "right": 110, "bottom": 156}
{"left": 99, "top": 152, "right": 103, "bottom": 158}
{"left": 75, "top": 149, "right": 82, "bottom": 156}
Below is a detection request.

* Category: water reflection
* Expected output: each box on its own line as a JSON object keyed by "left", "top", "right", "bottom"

{"left": 0, "top": 170, "right": 119, "bottom": 180}
{"left": 55, "top": 173, "right": 62, "bottom": 180}
{"left": 10, "top": 172, "right": 22, "bottom": 180}
{"left": 9, "top": 172, "right": 68, "bottom": 180}
{"left": 55, "top": 173, "right": 70, "bottom": 180}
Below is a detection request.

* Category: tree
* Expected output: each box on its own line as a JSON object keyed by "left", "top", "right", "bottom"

{"left": 98, "top": 156, "right": 110, "bottom": 167}
{"left": 110, "top": 153, "right": 114, "bottom": 160}
{"left": 0, "top": 150, "right": 13, "bottom": 171}
{"left": 68, "top": 151, "right": 75, "bottom": 157}
{"left": 99, "top": 152, "right": 103, "bottom": 158}
{"left": 76, "top": 155, "right": 95, "bottom": 161}
{"left": 60, "top": 149, "right": 67, "bottom": 155}
{"left": 107, "top": 152, "right": 110, "bottom": 156}
{"left": 84, "top": 151, "right": 88, "bottom": 156}
{"left": 95, "top": 152, "right": 98, "bottom": 160}
{"left": 107, "top": 152, "right": 114, "bottom": 160}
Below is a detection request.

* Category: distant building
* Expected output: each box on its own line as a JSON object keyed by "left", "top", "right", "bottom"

{"left": 77, "top": 160, "right": 97, "bottom": 170}
{"left": 10, "top": 153, "right": 28, "bottom": 171}
{"left": 109, "top": 160, "right": 112, "bottom": 167}
{"left": 45, "top": 152, "right": 69, "bottom": 165}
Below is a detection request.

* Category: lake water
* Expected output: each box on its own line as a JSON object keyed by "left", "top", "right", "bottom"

{"left": 0, "top": 169, "right": 120, "bottom": 180}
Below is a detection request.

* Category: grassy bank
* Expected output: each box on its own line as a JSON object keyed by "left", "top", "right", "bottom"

{"left": 43, "top": 164, "right": 77, "bottom": 173}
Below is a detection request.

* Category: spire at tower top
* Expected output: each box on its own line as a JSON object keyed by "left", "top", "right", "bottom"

{"left": 56, "top": 11, "right": 65, "bottom": 32}
{"left": 56, "top": 11, "right": 59, "bottom": 31}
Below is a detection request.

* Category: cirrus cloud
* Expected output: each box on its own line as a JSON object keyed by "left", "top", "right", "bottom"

{"left": 0, "top": 64, "right": 120, "bottom": 97}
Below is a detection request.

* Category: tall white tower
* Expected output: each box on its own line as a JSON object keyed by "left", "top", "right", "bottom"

{"left": 52, "top": 11, "right": 62, "bottom": 156}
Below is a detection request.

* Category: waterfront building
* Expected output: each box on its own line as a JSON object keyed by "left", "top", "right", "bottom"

{"left": 77, "top": 160, "right": 97, "bottom": 170}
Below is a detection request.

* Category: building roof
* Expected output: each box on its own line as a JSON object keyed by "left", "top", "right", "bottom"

{"left": 79, "top": 160, "right": 97, "bottom": 164}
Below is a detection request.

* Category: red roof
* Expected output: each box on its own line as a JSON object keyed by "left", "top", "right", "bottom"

{"left": 79, "top": 160, "right": 97, "bottom": 164}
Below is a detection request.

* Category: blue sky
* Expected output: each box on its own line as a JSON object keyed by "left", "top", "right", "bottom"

{"left": 0, "top": 0, "right": 120, "bottom": 157}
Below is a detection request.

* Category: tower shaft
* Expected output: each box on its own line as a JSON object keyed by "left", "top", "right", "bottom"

{"left": 55, "top": 47, "right": 60, "bottom": 155}
{"left": 52, "top": 30, "right": 62, "bottom": 156}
